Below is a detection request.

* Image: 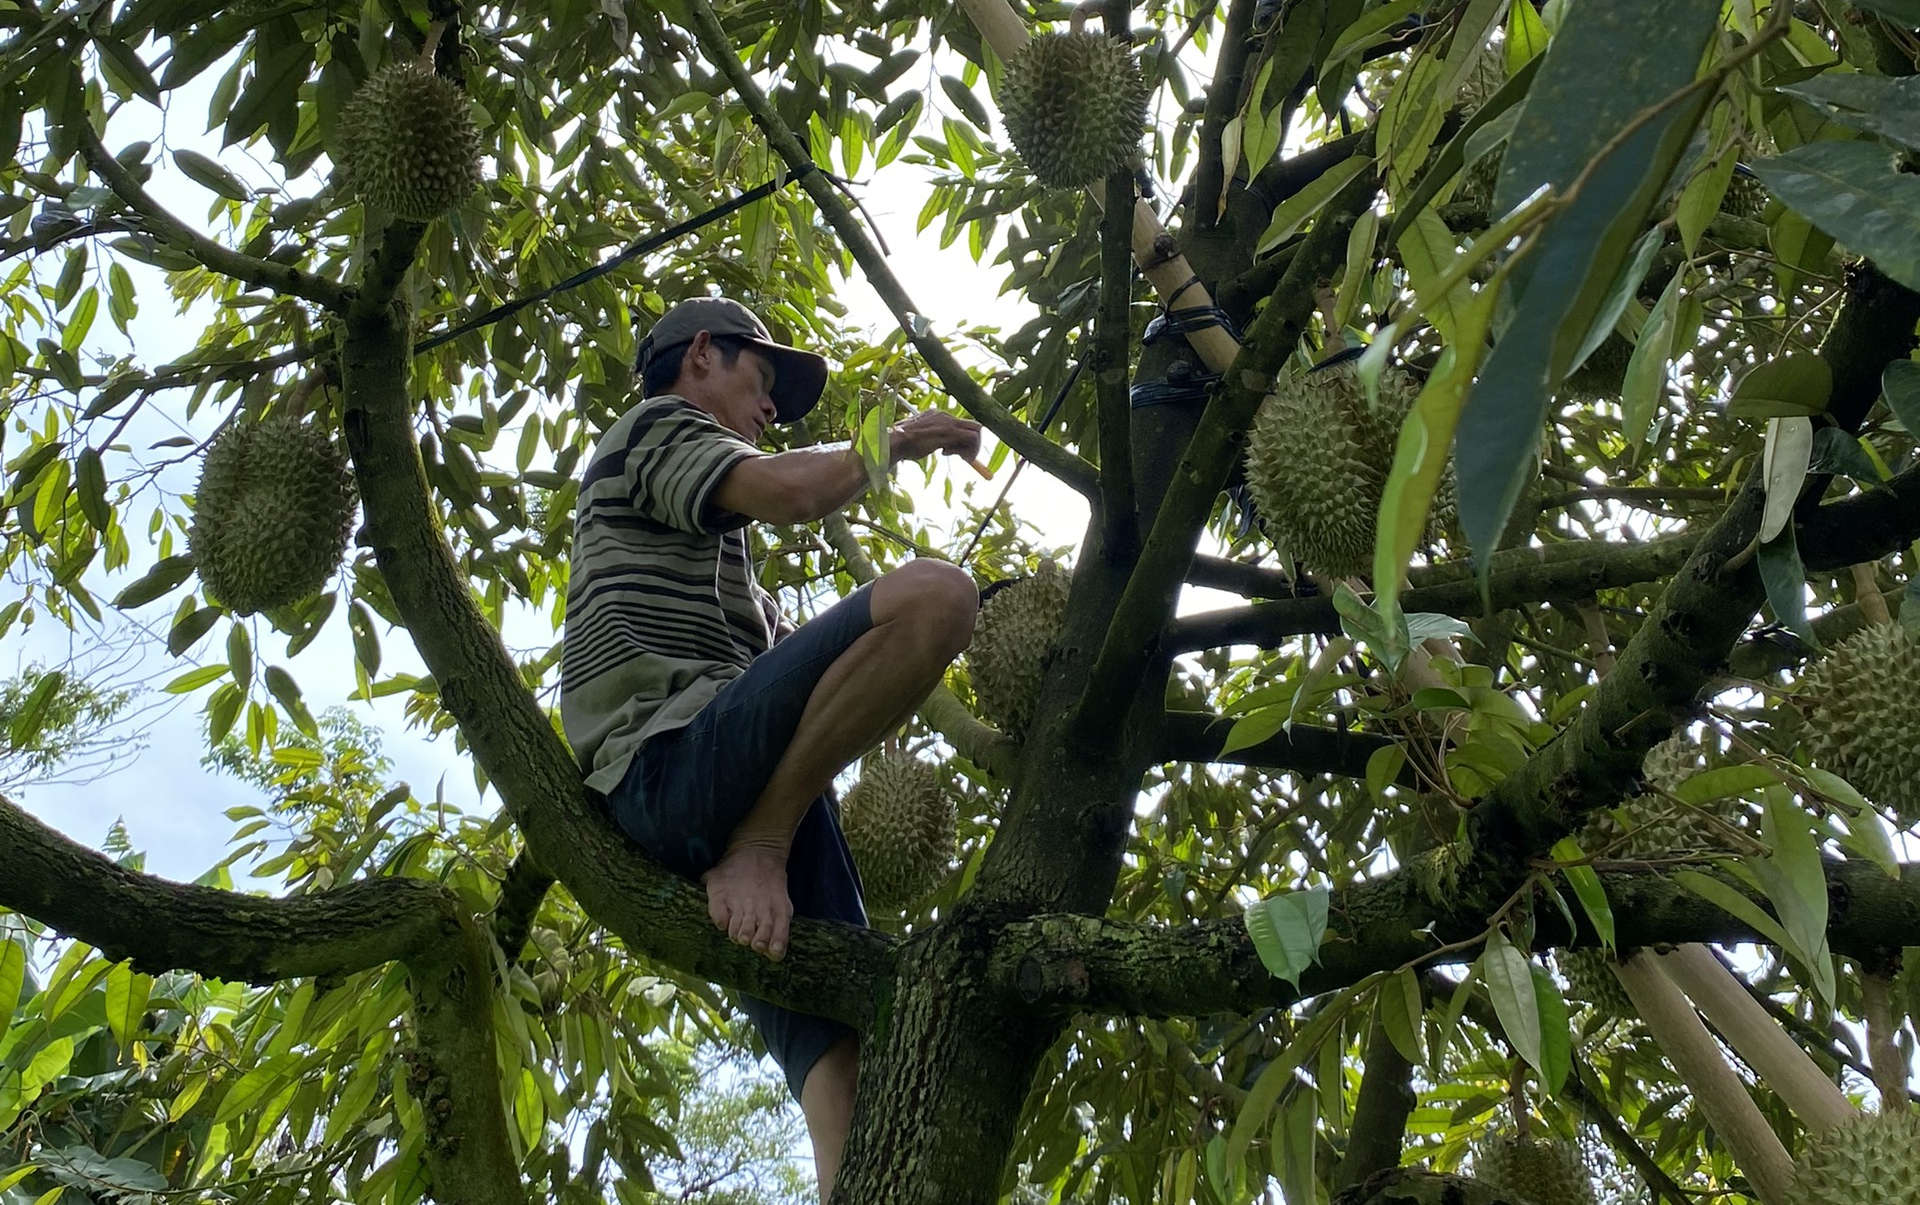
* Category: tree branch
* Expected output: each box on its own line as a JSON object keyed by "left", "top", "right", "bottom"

{"left": 1169, "top": 533, "right": 1699, "bottom": 651}
{"left": 73, "top": 116, "right": 349, "bottom": 313}
{"left": 990, "top": 858, "right": 1920, "bottom": 1018}
{"left": 1797, "top": 457, "right": 1920, "bottom": 572}
{"left": 1157, "top": 710, "right": 1406, "bottom": 780}
{"left": 490, "top": 846, "right": 555, "bottom": 961}
{"left": 0, "top": 791, "right": 459, "bottom": 982}
{"left": 1072, "top": 148, "right": 1378, "bottom": 744}
{"left": 1186, "top": 554, "right": 1301, "bottom": 599}
{"left": 1192, "top": 0, "right": 1259, "bottom": 227}
{"left": 681, "top": 0, "right": 1099, "bottom": 498}
{"left": 1333, "top": 1015, "right": 1414, "bottom": 1191}
{"left": 1095, "top": 164, "right": 1139, "bottom": 560}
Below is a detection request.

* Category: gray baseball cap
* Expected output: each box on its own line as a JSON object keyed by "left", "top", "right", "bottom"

{"left": 634, "top": 296, "right": 829, "bottom": 424}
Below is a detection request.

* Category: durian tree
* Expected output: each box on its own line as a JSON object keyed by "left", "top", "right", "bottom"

{"left": 11, "top": 0, "right": 1920, "bottom": 1203}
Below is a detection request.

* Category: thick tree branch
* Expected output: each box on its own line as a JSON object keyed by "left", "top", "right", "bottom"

{"left": 1797, "top": 458, "right": 1920, "bottom": 571}
{"left": 1192, "top": 0, "right": 1259, "bottom": 226}
{"left": 490, "top": 847, "right": 555, "bottom": 961}
{"left": 402, "top": 909, "right": 529, "bottom": 1205}
{"left": 1186, "top": 554, "right": 1301, "bottom": 599}
{"left": 1333, "top": 1016, "right": 1414, "bottom": 1191}
{"left": 338, "top": 246, "right": 893, "bottom": 1029}
{"left": 1157, "top": 710, "right": 1405, "bottom": 780}
{"left": 1073, "top": 151, "right": 1378, "bottom": 742}
{"left": 682, "top": 1, "right": 1099, "bottom": 498}
{"left": 73, "top": 118, "right": 349, "bottom": 313}
{"left": 0, "top": 791, "right": 460, "bottom": 981}
{"left": 1170, "top": 533, "right": 1699, "bottom": 651}
{"left": 1095, "top": 164, "right": 1139, "bottom": 560}
{"left": 991, "top": 858, "right": 1920, "bottom": 1018}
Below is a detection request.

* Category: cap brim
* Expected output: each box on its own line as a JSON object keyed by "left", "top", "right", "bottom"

{"left": 753, "top": 341, "right": 828, "bottom": 423}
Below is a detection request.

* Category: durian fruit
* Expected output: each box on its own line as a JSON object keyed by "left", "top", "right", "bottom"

{"left": 1580, "top": 734, "right": 1752, "bottom": 860}
{"left": 1243, "top": 363, "right": 1429, "bottom": 578}
{"left": 1471, "top": 1134, "right": 1601, "bottom": 1205}
{"left": 1563, "top": 333, "right": 1635, "bottom": 402}
{"left": 839, "top": 751, "right": 957, "bottom": 909}
{"left": 1790, "top": 1109, "right": 1920, "bottom": 1205}
{"left": 1795, "top": 623, "right": 1920, "bottom": 827}
{"left": 337, "top": 63, "right": 484, "bottom": 221}
{"left": 1000, "top": 31, "right": 1151, "bottom": 188}
{"left": 968, "top": 561, "right": 1071, "bottom": 738}
{"left": 189, "top": 415, "right": 356, "bottom": 616}
{"left": 1558, "top": 948, "right": 1635, "bottom": 1020}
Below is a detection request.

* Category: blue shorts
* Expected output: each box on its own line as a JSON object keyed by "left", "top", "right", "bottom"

{"left": 607, "top": 585, "right": 874, "bottom": 1100}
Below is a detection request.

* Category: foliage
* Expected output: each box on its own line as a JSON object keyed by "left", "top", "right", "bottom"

{"left": 4, "top": 0, "right": 1920, "bottom": 1203}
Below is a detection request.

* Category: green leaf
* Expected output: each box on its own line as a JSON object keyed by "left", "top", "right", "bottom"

{"left": 1882, "top": 359, "right": 1920, "bottom": 433}
{"left": 1481, "top": 932, "right": 1542, "bottom": 1075}
{"left": 224, "top": 41, "right": 311, "bottom": 147}
{"left": 348, "top": 601, "right": 381, "bottom": 677}
{"left": 1778, "top": 74, "right": 1920, "bottom": 152}
{"left": 1244, "top": 887, "right": 1330, "bottom": 988}
{"left": 0, "top": 1166, "right": 37, "bottom": 1195}
{"left": 323, "top": 1034, "right": 389, "bottom": 1145}
{"left": 938, "top": 75, "right": 989, "bottom": 132}
{"left": 1729, "top": 353, "right": 1833, "bottom": 419}
{"left": 1458, "top": 0, "right": 1718, "bottom": 568}
{"left": 1767, "top": 205, "right": 1836, "bottom": 296}
{"left": 173, "top": 149, "right": 252, "bottom": 202}
{"left": 1623, "top": 267, "right": 1683, "bottom": 445}
{"left": 1550, "top": 837, "right": 1613, "bottom": 949}
{"left": 1666, "top": 764, "right": 1771, "bottom": 806}
{"left": 97, "top": 38, "right": 163, "bottom": 103}
{"left": 1255, "top": 154, "right": 1374, "bottom": 255}
{"left": 263, "top": 666, "right": 318, "bottom": 738}
{"left": 227, "top": 622, "right": 252, "bottom": 691}
{"left": 1849, "top": 0, "right": 1920, "bottom": 20}
{"left": 166, "top": 605, "right": 220, "bottom": 657}
{"left": 74, "top": 447, "right": 109, "bottom": 531}
{"left": 213, "top": 1052, "right": 299, "bottom": 1124}
{"left": 1760, "top": 416, "right": 1815, "bottom": 543}
{"left": 1751, "top": 140, "right": 1920, "bottom": 292}
{"left": 207, "top": 682, "right": 244, "bottom": 745}
{"left": 113, "top": 554, "right": 197, "bottom": 608}
{"left": 1757, "top": 523, "right": 1818, "bottom": 650}
{"left": 1504, "top": 0, "right": 1550, "bottom": 76}
{"left": 1802, "top": 766, "right": 1899, "bottom": 875}
{"left": 1530, "top": 964, "right": 1572, "bottom": 1095}
{"left": 1388, "top": 55, "right": 1543, "bottom": 246}
{"left": 1377, "top": 969, "right": 1425, "bottom": 1065}
{"left": 1674, "top": 868, "right": 1795, "bottom": 948}
{"left": 1752, "top": 784, "right": 1836, "bottom": 1005}
{"left": 0, "top": 938, "right": 24, "bottom": 1012}
{"left": 9, "top": 670, "right": 65, "bottom": 750}
{"left": 104, "top": 961, "right": 151, "bottom": 1050}
{"left": 1366, "top": 744, "right": 1408, "bottom": 803}
{"left": 1225, "top": 988, "right": 1354, "bottom": 1172}
{"left": 163, "top": 665, "right": 228, "bottom": 694}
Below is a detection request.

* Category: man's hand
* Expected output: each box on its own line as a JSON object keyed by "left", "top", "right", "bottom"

{"left": 890, "top": 411, "right": 983, "bottom": 466}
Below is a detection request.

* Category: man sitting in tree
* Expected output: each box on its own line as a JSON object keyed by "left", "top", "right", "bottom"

{"left": 560, "top": 296, "right": 983, "bottom": 1197}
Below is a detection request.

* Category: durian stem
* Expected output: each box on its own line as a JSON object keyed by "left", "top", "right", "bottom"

{"left": 1852, "top": 563, "right": 1893, "bottom": 626}
{"left": 1862, "top": 970, "right": 1910, "bottom": 1107}
{"left": 1611, "top": 951, "right": 1795, "bottom": 1205}
{"left": 420, "top": 17, "right": 449, "bottom": 64}
{"left": 954, "top": 0, "right": 1242, "bottom": 373}
{"left": 1657, "top": 943, "right": 1856, "bottom": 1131}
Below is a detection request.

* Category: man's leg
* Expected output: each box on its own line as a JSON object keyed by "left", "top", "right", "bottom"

{"left": 704, "top": 557, "right": 977, "bottom": 958}
{"left": 799, "top": 1036, "right": 858, "bottom": 1201}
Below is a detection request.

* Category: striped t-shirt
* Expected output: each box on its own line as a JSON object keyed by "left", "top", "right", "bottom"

{"left": 560, "top": 394, "right": 783, "bottom": 795}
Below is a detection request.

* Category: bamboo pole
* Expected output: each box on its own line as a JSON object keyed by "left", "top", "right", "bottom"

{"left": 1613, "top": 951, "right": 1795, "bottom": 1205}
{"left": 954, "top": 0, "right": 1246, "bottom": 373}
{"left": 1658, "top": 943, "right": 1856, "bottom": 1132}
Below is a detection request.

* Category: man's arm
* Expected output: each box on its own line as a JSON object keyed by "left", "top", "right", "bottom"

{"left": 713, "top": 411, "right": 982, "bottom": 525}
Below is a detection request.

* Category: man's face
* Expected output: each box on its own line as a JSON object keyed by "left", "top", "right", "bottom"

{"left": 685, "top": 334, "right": 779, "bottom": 443}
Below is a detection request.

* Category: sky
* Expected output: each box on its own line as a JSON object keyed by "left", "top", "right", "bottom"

{"left": 4, "top": 62, "right": 1098, "bottom": 887}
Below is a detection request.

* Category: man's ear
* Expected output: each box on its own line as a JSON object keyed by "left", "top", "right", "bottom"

{"left": 683, "top": 330, "right": 714, "bottom": 376}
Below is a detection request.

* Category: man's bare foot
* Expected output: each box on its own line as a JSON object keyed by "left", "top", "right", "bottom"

{"left": 702, "top": 845, "right": 794, "bottom": 960}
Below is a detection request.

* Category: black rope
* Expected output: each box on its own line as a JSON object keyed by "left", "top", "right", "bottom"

{"left": 1141, "top": 303, "right": 1242, "bottom": 347}
{"left": 1130, "top": 361, "right": 1219, "bottom": 409}
{"left": 410, "top": 165, "right": 821, "bottom": 355}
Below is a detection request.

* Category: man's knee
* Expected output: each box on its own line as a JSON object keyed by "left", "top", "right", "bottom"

{"left": 874, "top": 559, "right": 978, "bottom": 652}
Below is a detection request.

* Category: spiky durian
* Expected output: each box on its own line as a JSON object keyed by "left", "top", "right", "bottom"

{"left": 338, "top": 63, "right": 484, "bottom": 221}
{"left": 1580, "top": 734, "right": 1753, "bottom": 859}
{"left": 1000, "top": 31, "right": 1151, "bottom": 188}
{"left": 1559, "top": 948, "right": 1635, "bottom": 1020}
{"left": 1472, "top": 1134, "right": 1601, "bottom": 1205}
{"left": 1790, "top": 1109, "right": 1920, "bottom": 1205}
{"left": 969, "top": 561, "right": 1070, "bottom": 738}
{"left": 189, "top": 415, "right": 356, "bottom": 616}
{"left": 840, "top": 751, "right": 957, "bottom": 909}
{"left": 1564, "top": 333, "right": 1635, "bottom": 401}
{"left": 1796, "top": 623, "right": 1920, "bottom": 826}
{"left": 1243, "top": 363, "right": 1430, "bottom": 578}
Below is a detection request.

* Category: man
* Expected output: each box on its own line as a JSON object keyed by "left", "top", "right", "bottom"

{"left": 560, "top": 296, "right": 982, "bottom": 1199}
